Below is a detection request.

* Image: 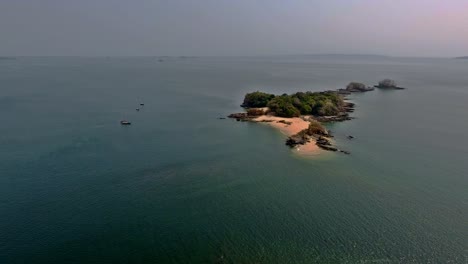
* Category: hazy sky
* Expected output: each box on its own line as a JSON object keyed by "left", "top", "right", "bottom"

{"left": 0, "top": 0, "right": 467, "bottom": 57}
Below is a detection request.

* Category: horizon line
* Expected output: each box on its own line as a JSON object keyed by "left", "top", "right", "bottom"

{"left": 1, "top": 53, "right": 464, "bottom": 59}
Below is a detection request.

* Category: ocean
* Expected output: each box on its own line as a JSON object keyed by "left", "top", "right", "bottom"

{"left": 0, "top": 56, "right": 467, "bottom": 263}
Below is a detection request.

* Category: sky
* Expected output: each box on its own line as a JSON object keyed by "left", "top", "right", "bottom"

{"left": 0, "top": 0, "right": 467, "bottom": 57}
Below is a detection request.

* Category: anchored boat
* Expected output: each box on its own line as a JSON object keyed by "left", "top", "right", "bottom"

{"left": 120, "top": 120, "right": 131, "bottom": 125}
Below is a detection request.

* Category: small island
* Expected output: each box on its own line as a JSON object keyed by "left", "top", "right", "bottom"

{"left": 339, "top": 82, "right": 374, "bottom": 93}
{"left": 455, "top": 56, "right": 468, "bottom": 59}
{"left": 229, "top": 90, "right": 354, "bottom": 155}
{"left": 228, "top": 80, "right": 404, "bottom": 155}
{"left": 374, "top": 79, "right": 405, "bottom": 89}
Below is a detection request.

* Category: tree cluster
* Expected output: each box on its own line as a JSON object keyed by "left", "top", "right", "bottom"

{"left": 241, "top": 91, "right": 275, "bottom": 107}
{"left": 242, "top": 91, "right": 345, "bottom": 118}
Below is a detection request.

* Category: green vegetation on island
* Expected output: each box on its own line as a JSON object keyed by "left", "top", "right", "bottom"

{"left": 241, "top": 91, "right": 275, "bottom": 108}
{"left": 242, "top": 91, "right": 345, "bottom": 117}
{"left": 306, "top": 119, "right": 328, "bottom": 135}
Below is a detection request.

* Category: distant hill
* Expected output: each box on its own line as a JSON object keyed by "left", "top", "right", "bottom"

{"left": 455, "top": 56, "right": 468, "bottom": 59}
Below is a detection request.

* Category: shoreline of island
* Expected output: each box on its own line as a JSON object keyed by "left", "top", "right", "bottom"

{"left": 226, "top": 79, "right": 405, "bottom": 156}
{"left": 229, "top": 105, "right": 349, "bottom": 155}
{"left": 252, "top": 115, "right": 323, "bottom": 155}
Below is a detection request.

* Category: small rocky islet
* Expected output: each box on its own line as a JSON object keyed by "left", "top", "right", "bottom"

{"left": 373, "top": 79, "right": 406, "bottom": 89}
{"left": 228, "top": 79, "right": 405, "bottom": 154}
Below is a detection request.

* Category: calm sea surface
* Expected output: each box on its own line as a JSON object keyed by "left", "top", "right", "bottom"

{"left": 0, "top": 56, "right": 467, "bottom": 263}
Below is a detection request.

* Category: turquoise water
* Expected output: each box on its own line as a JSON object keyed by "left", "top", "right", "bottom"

{"left": 0, "top": 56, "right": 467, "bottom": 263}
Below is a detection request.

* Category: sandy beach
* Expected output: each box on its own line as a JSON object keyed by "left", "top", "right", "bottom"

{"left": 252, "top": 115, "right": 321, "bottom": 155}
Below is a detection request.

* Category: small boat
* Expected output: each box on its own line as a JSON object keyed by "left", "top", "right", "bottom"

{"left": 136, "top": 108, "right": 140, "bottom": 111}
{"left": 140, "top": 103, "right": 144, "bottom": 106}
{"left": 120, "top": 120, "right": 131, "bottom": 125}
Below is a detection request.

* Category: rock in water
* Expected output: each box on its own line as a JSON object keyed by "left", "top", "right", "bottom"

{"left": 375, "top": 79, "right": 405, "bottom": 89}
{"left": 228, "top": 113, "right": 248, "bottom": 119}
{"left": 346, "top": 82, "right": 374, "bottom": 92}
{"left": 317, "top": 144, "right": 338, "bottom": 151}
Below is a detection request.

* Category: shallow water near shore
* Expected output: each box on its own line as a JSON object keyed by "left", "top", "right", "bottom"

{"left": 1, "top": 56, "right": 467, "bottom": 263}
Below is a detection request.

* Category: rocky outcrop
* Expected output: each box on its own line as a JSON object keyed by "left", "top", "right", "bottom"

{"left": 345, "top": 82, "right": 375, "bottom": 92}
{"left": 316, "top": 136, "right": 331, "bottom": 146}
{"left": 337, "top": 89, "right": 351, "bottom": 95}
{"left": 315, "top": 136, "right": 339, "bottom": 151}
{"left": 374, "top": 79, "right": 405, "bottom": 89}
{"left": 228, "top": 112, "right": 251, "bottom": 121}
{"left": 246, "top": 108, "right": 266, "bottom": 116}
{"left": 315, "top": 113, "right": 353, "bottom": 123}
{"left": 285, "top": 133, "right": 311, "bottom": 147}
{"left": 315, "top": 137, "right": 351, "bottom": 154}
{"left": 343, "top": 102, "right": 355, "bottom": 113}
{"left": 228, "top": 108, "right": 267, "bottom": 121}
{"left": 285, "top": 123, "right": 339, "bottom": 152}
{"left": 316, "top": 144, "right": 338, "bottom": 151}
{"left": 228, "top": 113, "right": 248, "bottom": 119}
